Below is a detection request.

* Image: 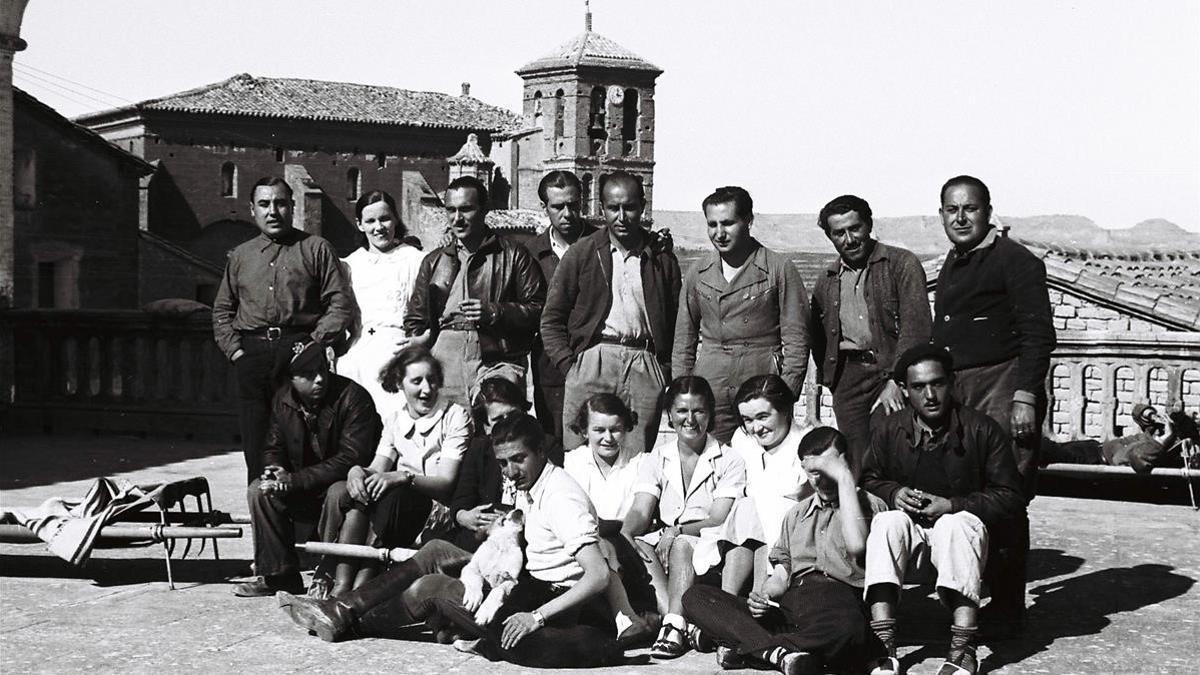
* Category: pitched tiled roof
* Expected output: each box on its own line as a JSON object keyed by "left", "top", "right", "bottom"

{"left": 15, "top": 88, "right": 154, "bottom": 174}
{"left": 923, "top": 236, "right": 1200, "bottom": 331}
{"left": 77, "top": 74, "right": 522, "bottom": 133}
{"left": 517, "top": 30, "right": 661, "bottom": 75}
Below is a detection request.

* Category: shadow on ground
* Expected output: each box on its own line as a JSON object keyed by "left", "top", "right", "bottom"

{"left": 0, "top": 434, "right": 238, "bottom": 490}
{"left": 891, "top": 549, "right": 1195, "bottom": 672}
{"left": 0, "top": 553, "right": 248, "bottom": 588}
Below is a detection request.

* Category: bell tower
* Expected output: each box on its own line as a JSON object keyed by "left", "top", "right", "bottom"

{"left": 514, "top": 2, "right": 662, "bottom": 216}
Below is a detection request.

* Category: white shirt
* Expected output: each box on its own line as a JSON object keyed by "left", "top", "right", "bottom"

{"left": 343, "top": 244, "right": 424, "bottom": 332}
{"left": 563, "top": 445, "right": 645, "bottom": 521}
{"left": 376, "top": 401, "right": 471, "bottom": 476}
{"left": 516, "top": 463, "right": 600, "bottom": 586}
{"left": 728, "top": 421, "right": 814, "bottom": 547}
{"left": 635, "top": 434, "right": 746, "bottom": 527}
{"left": 720, "top": 259, "right": 744, "bottom": 283}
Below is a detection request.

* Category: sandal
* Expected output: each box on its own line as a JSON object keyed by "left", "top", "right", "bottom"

{"left": 650, "top": 623, "right": 689, "bottom": 659}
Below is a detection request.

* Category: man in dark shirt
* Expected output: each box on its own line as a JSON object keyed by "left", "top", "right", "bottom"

{"left": 236, "top": 339, "right": 381, "bottom": 597}
{"left": 403, "top": 176, "right": 545, "bottom": 408}
{"left": 860, "top": 345, "right": 1025, "bottom": 675}
{"left": 523, "top": 171, "right": 597, "bottom": 444}
{"left": 932, "top": 175, "right": 1055, "bottom": 492}
{"left": 682, "top": 427, "right": 887, "bottom": 675}
{"left": 811, "top": 195, "right": 932, "bottom": 472}
{"left": 213, "top": 176, "right": 354, "bottom": 483}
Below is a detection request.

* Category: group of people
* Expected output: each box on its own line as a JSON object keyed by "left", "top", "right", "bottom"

{"left": 211, "top": 166, "right": 1056, "bottom": 674}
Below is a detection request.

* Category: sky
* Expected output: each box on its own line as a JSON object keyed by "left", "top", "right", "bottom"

{"left": 14, "top": 0, "right": 1200, "bottom": 231}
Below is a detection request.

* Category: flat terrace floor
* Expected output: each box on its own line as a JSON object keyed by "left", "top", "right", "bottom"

{"left": 1, "top": 434, "right": 1198, "bottom": 674}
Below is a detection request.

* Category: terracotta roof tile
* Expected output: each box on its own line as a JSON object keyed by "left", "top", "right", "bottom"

{"left": 517, "top": 31, "right": 661, "bottom": 75}
{"left": 81, "top": 74, "right": 522, "bottom": 133}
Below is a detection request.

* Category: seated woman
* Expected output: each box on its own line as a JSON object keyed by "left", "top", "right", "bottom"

{"left": 620, "top": 376, "right": 747, "bottom": 659}
{"left": 320, "top": 346, "right": 469, "bottom": 596}
{"left": 694, "top": 375, "right": 812, "bottom": 597}
{"left": 563, "top": 393, "right": 656, "bottom": 645}
{"left": 443, "top": 378, "right": 529, "bottom": 552}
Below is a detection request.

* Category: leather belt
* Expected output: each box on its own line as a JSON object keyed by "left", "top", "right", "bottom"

{"left": 840, "top": 349, "right": 877, "bottom": 364}
{"left": 239, "top": 326, "right": 310, "bottom": 341}
{"left": 598, "top": 335, "right": 655, "bottom": 352}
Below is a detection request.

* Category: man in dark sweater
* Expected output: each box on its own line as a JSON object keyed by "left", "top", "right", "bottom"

{"left": 932, "top": 175, "right": 1056, "bottom": 492}
{"left": 860, "top": 345, "right": 1025, "bottom": 675}
{"left": 523, "top": 170, "right": 598, "bottom": 445}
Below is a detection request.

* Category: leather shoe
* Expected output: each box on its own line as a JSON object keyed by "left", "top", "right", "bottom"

{"left": 277, "top": 591, "right": 355, "bottom": 642}
{"left": 232, "top": 574, "right": 303, "bottom": 597}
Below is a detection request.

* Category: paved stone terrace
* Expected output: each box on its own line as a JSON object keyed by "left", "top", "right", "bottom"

{"left": 1, "top": 434, "right": 1198, "bottom": 674}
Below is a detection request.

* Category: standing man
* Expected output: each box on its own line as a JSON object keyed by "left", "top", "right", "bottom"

{"left": 810, "top": 194, "right": 932, "bottom": 472}
{"left": 672, "top": 186, "right": 810, "bottom": 443}
{"left": 403, "top": 176, "right": 545, "bottom": 408}
{"left": 213, "top": 176, "right": 355, "bottom": 484}
{"left": 541, "top": 171, "right": 681, "bottom": 455}
{"left": 524, "top": 170, "right": 598, "bottom": 444}
{"left": 236, "top": 339, "right": 381, "bottom": 597}
{"left": 860, "top": 345, "right": 1025, "bottom": 675}
{"left": 932, "top": 175, "right": 1055, "bottom": 493}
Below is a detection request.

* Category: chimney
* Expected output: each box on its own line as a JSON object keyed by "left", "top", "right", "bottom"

{"left": 461, "top": 82, "right": 471, "bottom": 97}
{"left": 585, "top": 0, "right": 593, "bottom": 31}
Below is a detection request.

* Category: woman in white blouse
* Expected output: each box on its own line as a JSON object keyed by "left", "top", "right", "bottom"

{"left": 621, "top": 376, "right": 747, "bottom": 659}
{"left": 693, "top": 375, "right": 812, "bottom": 597}
{"left": 338, "top": 190, "right": 425, "bottom": 418}
{"left": 325, "top": 347, "right": 470, "bottom": 596}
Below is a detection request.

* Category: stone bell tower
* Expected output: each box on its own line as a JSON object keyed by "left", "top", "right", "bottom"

{"left": 513, "top": 3, "right": 662, "bottom": 216}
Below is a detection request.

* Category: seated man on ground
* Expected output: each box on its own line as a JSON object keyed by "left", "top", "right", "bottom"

{"left": 277, "top": 414, "right": 623, "bottom": 668}
{"left": 236, "top": 339, "right": 382, "bottom": 597}
{"left": 860, "top": 345, "right": 1026, "bottom": 675}
{"left": 683, "top": 426, "right": 888, "bottom": 675}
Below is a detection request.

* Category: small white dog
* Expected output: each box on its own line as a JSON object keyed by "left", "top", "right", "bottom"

{"left": 459, "top": 508, "right": 525, "bottom": 626}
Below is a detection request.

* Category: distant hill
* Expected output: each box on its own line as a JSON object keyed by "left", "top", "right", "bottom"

{"left": 654, "top": 210, "right": 1198, "bottom": 256}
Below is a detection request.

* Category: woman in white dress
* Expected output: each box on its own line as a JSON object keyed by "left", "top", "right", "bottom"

{"left": 693, "top": 374, "right": 812, "bottom": 596}
{"left": 338, "top": 190, "right": 425, "bottom": 418}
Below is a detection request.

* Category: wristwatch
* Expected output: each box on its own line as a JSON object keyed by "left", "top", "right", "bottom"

{"left": 530, "top": 610, "right": 546, "bottom": 628}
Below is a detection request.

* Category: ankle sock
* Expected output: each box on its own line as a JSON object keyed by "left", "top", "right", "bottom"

{"left": 751, "top": 646, "right": 786, "bottom": 667}
{"left": 870, "top": 618, "right": 897, "bottom": 657}
{"left": 948, "top": 625, "right": 978, "bottom": 663}
{"left": 662, "top": 613, "right": 686, "bottom": 630}
{"left": 614, "top": 612, "right": 635, "bottom": 636}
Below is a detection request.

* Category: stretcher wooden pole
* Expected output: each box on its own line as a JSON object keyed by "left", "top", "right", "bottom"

{"left": 0, "top": 524, "right": 242, "bottom": 544}
{"left": 295, "top": 541, "right": 418, "bottom": 563}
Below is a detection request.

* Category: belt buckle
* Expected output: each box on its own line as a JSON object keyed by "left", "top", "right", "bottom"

{"left": 266, "top": 327, "right": 282, "bottom": 341}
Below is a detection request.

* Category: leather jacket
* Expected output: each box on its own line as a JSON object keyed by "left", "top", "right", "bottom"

{"left": 860, "top": 402, "right": 1026, "bottom": 544}
{"left": 403, "top": 229, "right": 546, "bottom": 362}
{"left": 262, "top": 374, "right": 381, "bottom": 493}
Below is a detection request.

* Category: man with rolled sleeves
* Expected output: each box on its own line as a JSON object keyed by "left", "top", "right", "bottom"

{"left": 672, "top": 186, "right": 810, "bottom": 443}
{"left": 810, "top": 194, "right": 931, "bottom": 473}
{"left": 524, "top": 170, "right": 598, "bottom": 444}
{"left": 541, "top": 171, "right": 681, "bottom": 455}
{"left": 213, "top": 176, "right": 355, "bottom": 484}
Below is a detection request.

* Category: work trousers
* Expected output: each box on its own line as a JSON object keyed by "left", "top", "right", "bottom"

{"left": 234, "top": 333, "right": 307, "bottom": 483}
{"left": 246, "top": 479, "right": 325, "bottom": 577}
{"left": 418, "top": 575, "right": 621, "bottom": 668}
{"left": 694, "top": 342, "right": 781, "bottom": 444}
{"left": 864, "top": 510, "right": 989, "bottom": 605}
{"left": 561, "top": 343, "right": 666, "bottom": 455}
{"left": 351, "top": 539, "right": 473, "bottom": 635}
{"left": 953, "top": 357, "right": 1045, "bottom": 500}
{"left": 682, "top": 575, "right": 879, "bottom": 673}
{"left": 830, "top": 357, "right": 889, "bottom": 476}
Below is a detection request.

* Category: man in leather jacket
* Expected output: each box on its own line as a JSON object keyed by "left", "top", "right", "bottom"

{"left": 402, "top": 176, "right": 546, "bottom": 407}
{"left": 859, "top": 345, "right": 1025, "bottom": 675}
{"left": 236, "top": 339, "right": 382, "bottom": 597}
